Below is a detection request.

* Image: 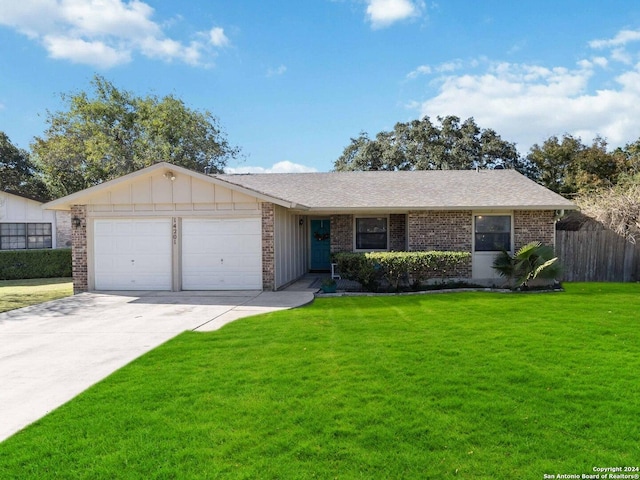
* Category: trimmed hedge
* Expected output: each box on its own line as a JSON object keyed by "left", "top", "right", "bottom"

{"left": 0, "top": 249, "right": 72, "bottom": 280}
{"left": 334, "top": 251, "right": 471, "bottom": 292}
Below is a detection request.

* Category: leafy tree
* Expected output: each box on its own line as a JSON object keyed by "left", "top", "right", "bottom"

{"left": 527, "top": 135, "right": 633, "bottom": 195}
{"left": 32, "top": 75, "right": 240, "bottom": 197}
{"left": 334, "top": 116, "right": 522, "bottom": 172}
{"left": 526, "top": 134, "right": 584, "bottom": 195}
{"left": 613, "top": 139, "right": 640, "bottom": 178}
{"left": 567, "top": 136, "right": 619, "bottom": 191}
{"left": 0, "top": 132, "right": 50, "bottom": 201}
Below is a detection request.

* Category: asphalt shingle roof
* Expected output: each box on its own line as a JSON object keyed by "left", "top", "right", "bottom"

{"left": 215, "top": 169, "right": 576, "bottom": 211}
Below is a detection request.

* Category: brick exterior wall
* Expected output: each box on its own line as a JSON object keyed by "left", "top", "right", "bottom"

{"left": 407, "top": 210, "right": 473, "bottom": 252}
{"left": 330, "top": 214, "right": 353, "bottom": 253}
{"left": 389, "top": 214, "right": 406, "bottom": 251}
{"left": 407, "top": 210, "right": 473, "bottom": 279}
{"left": 70, "top": 205, "right": 88, "bottom": 294}
{"left": 261, "top": 202, "right": 275, "bottom": 291}
{"left": 514, "top": 210, "right": 556, "bottom": 250}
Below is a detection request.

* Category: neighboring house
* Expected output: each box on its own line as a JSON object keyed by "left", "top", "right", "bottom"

{"left": 0, "top": 191, "right": 71, "bottom": 251}
{"left": 43, "top": 162, "right": 576, "bottom": 293}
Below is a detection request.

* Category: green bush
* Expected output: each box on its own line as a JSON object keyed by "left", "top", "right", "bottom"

{"left": 0, "top": 249, "right": 72, "bottom": 280}
{"left": 334, "top": 251, "right": 471, "bottom": 292}
{"left": 332, "top": 252, "right": 381, "bottom": 291}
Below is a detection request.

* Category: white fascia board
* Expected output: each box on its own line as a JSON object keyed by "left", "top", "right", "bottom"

{"left": 301, "top": 204, "right": 577, "bottom": 214}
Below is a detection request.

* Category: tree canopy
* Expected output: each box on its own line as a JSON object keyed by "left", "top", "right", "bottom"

{"left": 32, "top": 75, "right": 240, "bottom": 197}
{"left": 334, "top": 116, "right": 522, "bottom": 172}
{"left": 526, "top": 135, "right": 633, "bottom": 195}
{"left": 0, "top": 132, "right": 50, "bottom": 201}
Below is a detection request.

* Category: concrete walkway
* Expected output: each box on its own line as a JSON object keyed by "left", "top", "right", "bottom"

{"left": 0, "top": 288, "right": 315, "bottom": 443}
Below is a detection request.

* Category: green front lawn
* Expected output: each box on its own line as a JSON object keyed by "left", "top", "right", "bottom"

{"left": 0, "top": 277, "right": 73, "bottom": 313}
{"left": 0, "top": 283, "right": 638, "bottom": 478}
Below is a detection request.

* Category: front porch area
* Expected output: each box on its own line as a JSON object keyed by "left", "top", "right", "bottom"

{"left": 282, "top": 273, "right": 363, "bottom": 293}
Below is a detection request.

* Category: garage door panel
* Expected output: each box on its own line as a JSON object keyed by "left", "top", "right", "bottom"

{"left": 94, "top": 219, "right": 172, "bottom": 291}
{"left": 219, "top": 254, "right": 261, "bottom": 269}
{"left": 135, "top": 221, "right": 167, "bottom": 236}
{"left": 182, "top": 218, "right": 262, "bottom": 290}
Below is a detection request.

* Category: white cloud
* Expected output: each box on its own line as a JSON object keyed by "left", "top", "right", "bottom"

{"left": 208, "top": 27, "right": 229, "bottom": 47}
{"left": 411, "top": 56, "right": 640, "bottom": 152}
{"left": 266, "top": 64, "right": 287, "bottom": 77}
{"left": 436, "top": 60, "right": 463, "bottom": 73}
{"left": 406, "top": 64, "right": 431, "bottom": 79}
{"left": 225, "top": 161, "right": 318, "bottom": 174}
{"left": 406, "top": 60, "right": 465, "bottom": 79}
{"left": 589, "top": 28, "right": 640, "bottom": 66}
{"left": 43, "top": 35, "right": 131, "bottom": 67}
{"left": 0, "top": 0, "right": 228, "bottom": 68}
{"left": 405, "top": 27, "right": 640, "bottom": 153}
{"left": 365, "top": 0, "right": 423, "bottom": 29}
{"left": 589, "top": 29, "right": 640, "bottom": 49}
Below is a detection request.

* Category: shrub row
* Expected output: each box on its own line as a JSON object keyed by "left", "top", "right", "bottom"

{"left": 333, "top": 251, "right": 471, "bottom": 292}
{"left": 0, "top": 249, "right": 72, "bottom": 280}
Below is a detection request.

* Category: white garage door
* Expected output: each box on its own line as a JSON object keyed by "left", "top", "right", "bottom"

{"left": 94, "top": 219, "right": 172, "bottom": 290}
{"left": 182, "top": 218, "right": 262, "bottom": 290}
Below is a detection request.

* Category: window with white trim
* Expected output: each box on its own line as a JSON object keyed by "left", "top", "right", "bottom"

{"left": 474, "top": 215, "right": 511, "bottom": 252}
{"left": 0, "top": 223, "right": 53, "bottom": 250}
{"left": 355, "top": 217, "right": 388, "bottom": 250}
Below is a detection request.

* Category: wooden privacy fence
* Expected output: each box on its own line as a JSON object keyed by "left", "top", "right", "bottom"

{"left": 556, "top": 230, "right": 640, "bottom": 282}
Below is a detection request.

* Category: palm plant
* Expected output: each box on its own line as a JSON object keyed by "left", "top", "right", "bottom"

{"left": 492, "top": 241, "right": 561, "bottom": 289}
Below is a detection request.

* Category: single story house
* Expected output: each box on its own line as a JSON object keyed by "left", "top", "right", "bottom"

{"left": 43, "top": 162, "right": 576, "bottom": 293}
{"left": 1, "top": 190, "right": 71, "bottom": 251}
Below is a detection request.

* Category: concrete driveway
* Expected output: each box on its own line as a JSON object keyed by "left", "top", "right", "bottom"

{"left": 0, "top": 289, "right": 314, "bottom": 442}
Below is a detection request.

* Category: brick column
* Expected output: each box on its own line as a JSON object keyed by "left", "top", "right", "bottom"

{"left": 389, "top": 214, "right": 407, "bottom": 251}
{"left": 70, "top": 205, "right": 88, "bottom": 294}
{"left": 330, "top": 214, "right": 353, "bottom": 253}
{"left": 261, "top": 202, "right": 275, "bottom": 291}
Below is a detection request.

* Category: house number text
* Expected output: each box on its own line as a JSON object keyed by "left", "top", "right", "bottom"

{"left": 172, "top": 218, "right": 177, "bottom": 245}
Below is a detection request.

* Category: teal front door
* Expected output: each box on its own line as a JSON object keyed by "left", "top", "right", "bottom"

{"left": 310, "top": 219, "right": 331, "bottom": 271}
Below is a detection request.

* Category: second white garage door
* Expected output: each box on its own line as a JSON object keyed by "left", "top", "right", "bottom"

{"left": 182, "top": 218, "right": 262, "bottom": 290}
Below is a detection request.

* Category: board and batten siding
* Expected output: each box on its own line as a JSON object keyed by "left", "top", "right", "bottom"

{"left": 274, "top": 205, "right": 307, "bottom": 289}
{"left": 84, "top": 170, "right": 261, "bottom": 217}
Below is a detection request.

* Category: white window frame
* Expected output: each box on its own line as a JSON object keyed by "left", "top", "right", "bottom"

{"left": 353, "top": 215, "right": 389, "bottom": 252}
{"left": 472, "top": 212, "right": 514, "bottom": 253}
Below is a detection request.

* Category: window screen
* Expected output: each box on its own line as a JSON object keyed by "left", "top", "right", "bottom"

{"left": 356, "top": 217, "right": 387, "bottom": 250}
{"left": 474, "top": 215, "right": 511, "bottom": 252}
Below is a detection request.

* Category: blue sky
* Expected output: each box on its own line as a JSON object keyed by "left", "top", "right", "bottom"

{"left": 2, "top": 1, "right": 640, "bottom": 173}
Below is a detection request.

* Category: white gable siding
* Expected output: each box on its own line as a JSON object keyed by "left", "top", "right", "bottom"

{"left": 0, "top": 193, "right": 55, "bottom": 223}
{"left": 84, "top": 174, "right": 261, "bottom": 217}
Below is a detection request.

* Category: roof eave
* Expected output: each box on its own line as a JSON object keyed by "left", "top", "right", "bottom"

{"left": 297, "top": 204, "right": 577, "bottom": 213}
